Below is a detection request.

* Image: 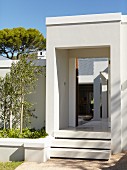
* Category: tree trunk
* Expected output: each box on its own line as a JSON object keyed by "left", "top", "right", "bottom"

{"left": 10, "top": 110, "right": 12, "bottom": 129}
{"left": 20, "top": 95, "right": 24, "bottom": 133}
{"left": 3, "top": 110, "right": 6, "bottom": 129}
{"left": 3, "top": 100, "right": 6, "bottom": 129}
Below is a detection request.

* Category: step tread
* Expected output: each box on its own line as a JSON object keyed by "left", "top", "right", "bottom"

{"left": 54, "top": 131, "right": 111, "bottom": 139}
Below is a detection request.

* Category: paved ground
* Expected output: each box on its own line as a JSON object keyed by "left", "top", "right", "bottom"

{"left": 15, "top": 152, "right": 127, "bottom": 170}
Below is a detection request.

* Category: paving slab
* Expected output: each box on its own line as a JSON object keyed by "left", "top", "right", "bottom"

{"left": 15, "top": 152, "right": 127, "bottom": 170}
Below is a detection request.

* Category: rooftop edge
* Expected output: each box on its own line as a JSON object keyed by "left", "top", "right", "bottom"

{"left": 46, "top": 13, "right": 127, "bottom": 26}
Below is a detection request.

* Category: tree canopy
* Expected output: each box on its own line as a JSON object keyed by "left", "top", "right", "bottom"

{"left": 0, "top": 27, "right": 46, "bottom": 59}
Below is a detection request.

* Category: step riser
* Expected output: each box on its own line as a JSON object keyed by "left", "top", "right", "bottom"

{"left": 51, "top": 131, "right": 111, "bottom": 160}
{"left": 52, "top": 139, "right": 111, "bottom": 149}
{"left": 50, "top": 148, "right": 110, "bottom": 160}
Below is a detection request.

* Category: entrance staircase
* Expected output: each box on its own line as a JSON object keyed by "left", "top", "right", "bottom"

{"left": 50, "top": 130, "right": 111, "bottom": 160}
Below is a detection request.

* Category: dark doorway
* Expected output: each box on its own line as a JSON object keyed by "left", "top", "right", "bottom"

{"left": 78, "top": 84, "right": 93, "bottom": 124}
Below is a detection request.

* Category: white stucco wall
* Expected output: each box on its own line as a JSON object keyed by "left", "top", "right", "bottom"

{"left": 93, "top": 59, "right": 108, "bottom": 120}
{"left": 46, "top": 13, "right": 123, "bottom": 153}
{"left": 121, "top": 20, "right": 127, "bottom": 151}
{"left": 69, "top": 57, "right": 76, "bottom": 127}
{"left": 56, "top": 49, "right": 69, "bottom": 129}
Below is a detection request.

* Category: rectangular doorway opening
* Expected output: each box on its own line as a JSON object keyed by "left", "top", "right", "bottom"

{"left": 76, "top": 58, "right": 109, "bottom": 130}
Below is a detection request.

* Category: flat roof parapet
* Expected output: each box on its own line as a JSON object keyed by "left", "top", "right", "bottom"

{"left": 46, "top": 13, "right": 127, "bottom": 26}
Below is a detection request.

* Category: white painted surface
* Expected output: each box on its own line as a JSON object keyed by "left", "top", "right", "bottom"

{"left": 93, "top": 60, "right": 108, "bottom": 120}
{"left": 46, "top": 13, "right": 121, "bottom": 26}
{"left": 78, "top": 75, "right": 93, "bottom": 84}
{"left": 69, "top": 57, "right": 76, "bottom": 127}
{"left": 0, "top": 146, "right": 24, "bottom": 162}
{"left": 0, "top": 60, "right": 18, "bottom": 77}
{"left": 25, "top": 147, "right": 49, "bottom": 163}
{"left": 0, "top": 60, "right": 18, "bottom": 67}
{"left": 0, "top": 136, "right": 52, "bottom": 148}
{"left": 0, "top": 137, "right": 52, "bottom": 162}
{"left": 27, "top": 74, "right": 46, "bottom": 129}
{"left": 52, "top": 139, "right": 111, "bottom": 149}
{"left": 56, "top": 49, "right": 69, "bottom": 129}
{"left": 24, "top": 136, "right": 52, "bottom": 163}
{"left": 54, "top": 130, "right": 111, "bottom": 139}
{"left": 121, "top": 22, "right": 127, "bottom": 151}
{"left": 50, "top": 148, "right": 110, "bottom": 160}
{"left": 51, "top": 126, "right": 111, "bottom": 160}
{"left": 101, "top": 75, "right": 108, "bottom": 119}
{"left": 46, "top": 13, "right": 125, "bottom": 154}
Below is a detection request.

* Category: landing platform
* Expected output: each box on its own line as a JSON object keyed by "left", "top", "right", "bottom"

{"left": 77, "top": 119, "right": 111, "bottom": 132}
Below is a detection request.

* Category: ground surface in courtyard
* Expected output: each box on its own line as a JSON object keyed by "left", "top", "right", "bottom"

{"left": 15, "top": 152, "right": 127, "bottom": 170}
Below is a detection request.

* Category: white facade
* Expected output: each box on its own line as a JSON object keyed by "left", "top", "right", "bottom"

{"left": 46, "top": 13, "right": 127, "bottom": 154}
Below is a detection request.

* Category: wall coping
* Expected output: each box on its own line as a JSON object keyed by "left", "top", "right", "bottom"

{"left": 0, "top": 136, "right": 53, "bottom": 148}
{"left": 0, "top": 59, "right": 46, "bottom": 68}
{"left": 46, "top": 13, "right": 127, "bottom": 26}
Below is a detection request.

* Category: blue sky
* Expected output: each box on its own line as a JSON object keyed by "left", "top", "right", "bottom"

{"left": 0, "top": 0, "right": 127, "bottom": 37}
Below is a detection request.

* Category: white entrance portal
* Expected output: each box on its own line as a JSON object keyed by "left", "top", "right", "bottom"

{"left": 46, "top": 13, "right": 127, "bottom": 154}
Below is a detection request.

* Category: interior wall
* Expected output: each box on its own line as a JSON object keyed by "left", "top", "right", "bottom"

{"left": 56, "top": 49, "right": 69, "bottom": 129}
{"left": 68, "top": 48, "right": 110, "bottom": 58}
{"left": 69, "top": 57, "right": 76, "bottom": 127}
{"left": 108, "top": 61, "right": 111, "bottom": 126}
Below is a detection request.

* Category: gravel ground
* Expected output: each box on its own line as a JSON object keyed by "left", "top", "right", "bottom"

{"left": 15, "top": 152, "right": 127, "bottom": 170}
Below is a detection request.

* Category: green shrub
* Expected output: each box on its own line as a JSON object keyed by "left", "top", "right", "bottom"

{"left": 0, "top": 128, "right": 48, "bottom": 139}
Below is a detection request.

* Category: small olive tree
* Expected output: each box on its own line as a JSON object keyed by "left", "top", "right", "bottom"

{"left": 0, "top": 77, "right": 7, "bottom": 129}
{"left": 10, "top": 56, "right": 43, "bottom": 133}
{"left": 0, "top": 56, "right": 44, "bottom": 133}
{"left": 0, "top": 74, "right": 15, "bottom": 129}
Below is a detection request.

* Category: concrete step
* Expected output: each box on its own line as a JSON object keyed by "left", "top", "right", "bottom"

{"left": 51, "top": 139, "right": 111, "bottom": 149}
{"left": 50, "top": 148, "right": 111, "bottom": 160}
{"left": 54, "top": 130, "right": 111, "bottom": 139}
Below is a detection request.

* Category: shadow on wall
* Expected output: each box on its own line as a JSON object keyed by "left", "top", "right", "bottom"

{"left": 111, "top": 80, "right": 121, "bottom": 153}
{"left": 10, "top": 147, "right": 24, "bottom": 161}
